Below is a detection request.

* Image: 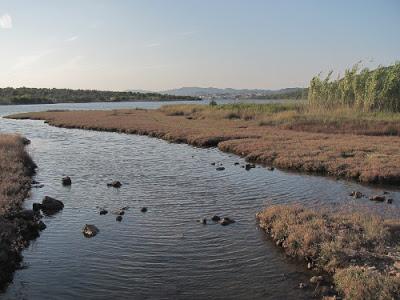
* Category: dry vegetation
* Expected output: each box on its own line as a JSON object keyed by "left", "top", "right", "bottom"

{"left": 0, "top": 134, "right": 35, "bottom": 215}
{"left": 0, "top": 134, "right": 36, "bottom": 289}
{"left": 8, "top": 103, "right": 400, "bottom": 184}
{"left": 256, "top": 205, "right": 400, "bottom": 300}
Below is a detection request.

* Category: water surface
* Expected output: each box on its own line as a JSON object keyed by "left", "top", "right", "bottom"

{"left": 0, "top": 102, "right": 398, "bottom": 300}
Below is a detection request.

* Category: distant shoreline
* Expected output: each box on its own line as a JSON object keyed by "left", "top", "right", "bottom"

{"left": 0, "top": 98, "right": 201, "bottom": 106}
{"left": 0, "top": 87, "right": 201, "bottom": 105}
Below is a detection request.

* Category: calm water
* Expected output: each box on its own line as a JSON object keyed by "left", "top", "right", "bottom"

{"left": 0, "top": 101, "right": 399, "bottom": 300}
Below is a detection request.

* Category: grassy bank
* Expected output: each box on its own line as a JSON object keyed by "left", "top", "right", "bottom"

{"left": 256, "top": 205, "right": 400, "bottom": 299}
{"left": 0, "top": 134, "right": 38, "bottom": 289}
{"left": 161, "top": 102, "right": 400, "bottom": 136}
{"left": 7, "top": 103, "right": 400, "bottom": 184}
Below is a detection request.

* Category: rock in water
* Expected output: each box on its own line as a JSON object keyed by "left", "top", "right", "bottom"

{"left": 141, "top": 207, "right": 147, "bottom": 213}
{"left": 32, "top": 203, "right": 42, "bottom": 211}
{"left": 99, "top": 209, "right": 108, "bottom": 215}
{"left": 116, "top": 216, "right": 123, "bottom": 222}
{"left": 350, "top": 191, "right": 363, "bottom": 198}
{"left": 62, "top": 176, "right": 72, "bottom": 186}
{"left": 245, "top": 163, "right": 255, "bottom": 170}
{"left": 107, "top": 181, "right": 122, "bottom": 188}
{"left": 216, "top": 167, "right": 225, "bottom": 171}
{"left": 82, "top": 224, "right": 99, "bottom": 238}
{"left": 369, "top": 195, "right": 385, "bottom": 202}
{"left": 211, "top": 215, "right": 221, "bottom": 222}
{"left": 41, "top": 196, "right": 64, "bottom": 215}
{"left": 219, "top": 217, "right": 235, "bottom": 226}
{"left": 37, "top": 221, "right": 47, "bottom": 231}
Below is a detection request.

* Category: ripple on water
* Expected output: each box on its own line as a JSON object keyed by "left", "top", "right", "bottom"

{"left": 0, "top": 103, "right": 399, "bottom": 300}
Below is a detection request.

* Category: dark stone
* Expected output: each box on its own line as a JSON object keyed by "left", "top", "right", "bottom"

{"left": 216, "top": 167, "right": 225, "bottom": 171}
{"left": 219, "top": 217, "right": 235, "bottom": 226}
{"left": 350, "top": 191, "right": 363, "bottom": 199}
{"left": 369, "top": 195, "right": 385, "bottom": 202}
{"left": 234, "top": 162, "right": 240, "bottom": 165}
{"left": 82, "top": 224, "right": 99, "bottom": 237}
{"left": 141, "top": 207, "right": 147, "bottom": 213}
{"left": 245, "top": 163, "right": 255, "bottom": 170}
{"left": 211, "top": 162, "right": 216, "bottom": 166}
{"left": 37, "top": 221, "right": 46, "bottom": 231}
{"left": 107, "top": 181, "right": 122, "bottom": 188}
{"left": 268, "top": 166, "right": 275, "bottom": 171}
{"left": 211, "top": 215, "right": 221, "bottom": 222}
{"left": 99, "top": 209, "right": 108, "bottom": 215}
{"left": 41, "top": 196, "right": 64, "bottom": 214}
{"left": 116, "top": 215, "right": 123, "bottom": 222}
{"left": 21, "top": 137, "right": 31, "bottom": 145}
{"left": 62, "top": 176, "right": 72, "bottom": 186}
{"left": 387, "top": 198, "right": 393, "bottom": 204}
{"left": 32, "top": 203, "right": 42, "bottom": 211}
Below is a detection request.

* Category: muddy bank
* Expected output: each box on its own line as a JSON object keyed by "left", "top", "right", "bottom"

{"left": 0, "top": 134, "right": 41, "bottom": 290}
{"left": 7, "top": 109, "right": 400, "bottom": 184}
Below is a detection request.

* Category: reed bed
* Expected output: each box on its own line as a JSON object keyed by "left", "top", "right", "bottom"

{"left": 308, "top": 62, "right": 400, "bottom": 112}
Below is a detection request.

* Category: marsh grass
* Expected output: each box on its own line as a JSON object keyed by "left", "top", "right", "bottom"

{"left": 334, "top": 266, "right": 400, "bottom": 300}
{"left": 161, "top": 102, "right": 400, "bottom": 135}
{"left": 257, "top": 205, "right": 400, "bottom": 300}
{"left": 0, "top": 134, "right": 35, "bottom": 215}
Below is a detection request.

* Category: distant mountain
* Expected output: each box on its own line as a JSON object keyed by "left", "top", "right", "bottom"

{"left": 160, "top": 87, "right": 305, "bottom": 97}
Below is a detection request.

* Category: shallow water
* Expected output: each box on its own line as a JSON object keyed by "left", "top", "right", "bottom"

{"left": 0, "top": 102, "right": 399, "bottom": 300}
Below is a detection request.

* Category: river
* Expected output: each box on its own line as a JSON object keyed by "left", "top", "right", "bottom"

{"left": 0, "top": 101, "right": 399, "bottom": 300}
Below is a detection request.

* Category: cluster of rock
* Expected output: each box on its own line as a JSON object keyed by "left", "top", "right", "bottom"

{"left": 211, "top": 161, "right": 275, "bottom": 172}
{"left": 198, "top": 215, "right": 235, "bottom": 226}
{"left": 349, "top": 190, "right": 394, "bottom": 204}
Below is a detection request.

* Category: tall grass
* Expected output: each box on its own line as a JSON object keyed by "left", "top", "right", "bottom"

{"left": 308, "top": 62, "right": 400, "bottom": 112}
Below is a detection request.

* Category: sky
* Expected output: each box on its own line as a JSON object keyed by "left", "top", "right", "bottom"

{"left": 0, "top": 0, "right": 399, "bottom": 91}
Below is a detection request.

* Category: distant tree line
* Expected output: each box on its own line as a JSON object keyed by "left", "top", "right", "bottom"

{"left": 0, "top": 87, "right": 200, "bottom": 105}
{"left": 252, "top": 88, "right": 308, "bottom": 100}
{"left": 308, "top": 62, "right": 400, "bottom": 112}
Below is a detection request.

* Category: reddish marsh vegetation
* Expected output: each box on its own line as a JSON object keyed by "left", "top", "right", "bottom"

{"left": 0, "top": 134, "right": 37, "bottom": 289}
{"left": 8, "top": 104, "right": 400, "bottom": 184}
{"left": 256, "top": 205, "right": 400, "bottom": 300}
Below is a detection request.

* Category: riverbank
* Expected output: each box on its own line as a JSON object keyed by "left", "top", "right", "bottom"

{"left": 7, "top": 103, "right": 400, "bottom": 184}
{"left": 0, "top": 134, "right": 40, "bottom": 290}
{"left": 256, "top": 205, "right": 400, "bottom": 299}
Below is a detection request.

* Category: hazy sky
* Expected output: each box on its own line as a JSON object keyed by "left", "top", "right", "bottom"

{"left": 0, "top": 0, "right": 399, "bottom": 91}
